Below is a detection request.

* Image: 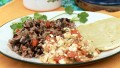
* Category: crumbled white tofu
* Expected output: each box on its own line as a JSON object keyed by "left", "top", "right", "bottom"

{"left": 64, "top": 27, "right": 70, "bottom": 32}
{"left": 64, "top": 32, "right": 71, "bottom": 39}
{"left": 93, "top": 51, "right": 99, "bottom": 57}
{"left": 47, "top": 58, "right": 56, "bottom": 64}
{"left": 56, "top": 36, "right": 61, "bottom": 41}
{"left": 56, "top": 49, "right": 63, "bottom": 55}
{"left": 68, "top": 43, "right": 78, "bottom": 51}
{"left": 72, "top": 34, "right": 77, "bottom": 37}
{"left": 50, "top": 34, "right": 54, "bottom": 37}
{"left": 42, "top": 53, "right": 49, "bottom": 63}
{"left": 59, "top": 59, "right": 66, "bottom": 64}
{"left": 58, "top": 40, "right": 64, "bottom": 46}
{"left": 51, "top": 39, "right": 55, "bottom": 42}
{"left": 50, "top": 50, "right": 56, "bottom": 54}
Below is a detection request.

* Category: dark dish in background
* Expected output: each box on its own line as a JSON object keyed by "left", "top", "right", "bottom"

{"left": 75, "top": 0, "right": 120, "bottom": 12}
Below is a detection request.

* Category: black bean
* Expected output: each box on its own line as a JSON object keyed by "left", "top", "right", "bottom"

{"left": 34, "top": 29, "right": 39, "bottom": 34}
{"left": 59, "top": 18, "right": 64, "bottom": 22}
{"left": 86, "top": 54, "right": 93, "bottom": 58}
{"left": 13, "top": 34, "right": 18, "bottom": 38}
{"left": 24, "top": 27, "right": 30, "bottom": 31}
{"left": 13, "top": 39, "right": 20, "bottom": 45}
{"left": 66, "top": 18, "right": 71, "bottom": 23}
{"left": 35, "top": 22, "right": 40, "bottom": 27}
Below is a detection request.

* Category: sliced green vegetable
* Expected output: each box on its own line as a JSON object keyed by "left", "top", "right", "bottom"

{"left": 65, "top": 6, "right": 74, "bottom": 15}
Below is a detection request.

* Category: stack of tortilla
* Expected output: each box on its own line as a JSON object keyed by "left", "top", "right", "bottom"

{"left": 77, "top": 18, "right": 120, "bottom": 51}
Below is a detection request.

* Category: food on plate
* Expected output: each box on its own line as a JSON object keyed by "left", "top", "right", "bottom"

{"left": 9, "top": 15, "right": 100, "bottom": 64}
{"left": 39, "top": 28, "right": 100, "bottom": 64}
{"left": 9, "top": 18, "right": 75, "bottom": 58}
{"left": 77, "top": 18, "right": 120, "bottom": 51}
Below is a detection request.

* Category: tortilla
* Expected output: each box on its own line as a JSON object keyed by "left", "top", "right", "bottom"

{"left": 77, "top": 18, "right": 120, "bottom": 51}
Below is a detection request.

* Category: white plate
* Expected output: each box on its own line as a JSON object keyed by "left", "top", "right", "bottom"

{"left": 0, "top": 11, "right": 120, "bottom": 65}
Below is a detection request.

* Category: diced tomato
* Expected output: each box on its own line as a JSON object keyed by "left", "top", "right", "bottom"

{"left": 15, "top": 29, "right": 20, "bottom": 32}
{"left": 73, "top": 41, "right": 81, "bottom": 46}
{"left": 21, "top": 46, "right": 27, "bottom": 51}
{"left": 71, "top": 29, "right": 82, "bottom": 38}
{"left": 50, "top": 31, "right": 53, "bottom": 34}
{"left": 21, "top": 46, "right": 26, "bottom": 49}
{"left": 31, "top": 39, "right": 38, "bottom": 46}
{"left": 75, "top": 57, "right": 83, "bottom": 62}
{"left": 81, "top": 50, "right": 88, "bottom": 55}
{"left": 71, "top": 29, "right": 78, "bottom": 34}
{"left": 46, "top": 36, "right": 51, "bottom": 41}
{"left": 46, "top": 22, "right": 50, "bottom": 27}
{"left": 67, "top": 51, "right": 77, "bottom": 58}
{"left": 54, "top": 56, "right": 65, "bottom": 63}
{"left": 77, "top": 33, "right": 82, "bottom": 38}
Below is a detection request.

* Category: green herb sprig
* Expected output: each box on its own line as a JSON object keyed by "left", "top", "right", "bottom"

{"left": 34, "top": 13, "right": 47, "bottom": 20}
{"left": 10, "top": 13, "right": 47, "bottom": 33}
{"left": 10, "top": 6, "right": 89, "bottom": 33}
{"left": 71, "top": 12, "right": 89, "bottom": 23}
{"left": 50, "top": 6, "right": 89, "bottom": 23}
{"left": 65, "top": 6, "right": 89, "bottom": 23}
{"left": 65, "top": 6, "right": 74, "bottom": 15}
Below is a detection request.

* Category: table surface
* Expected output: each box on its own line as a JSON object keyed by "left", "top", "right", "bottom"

{"left": 0, "top": 0, "right": 120, "bottom": 68}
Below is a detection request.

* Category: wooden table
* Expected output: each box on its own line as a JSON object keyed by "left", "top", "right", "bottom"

{"left": 0, "top": 0, "right": 120, "bottom": 68}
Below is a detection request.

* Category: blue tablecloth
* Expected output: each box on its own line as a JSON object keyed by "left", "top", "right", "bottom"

{"left": 62, "top": 0, "right": 82, "bottom": 10}
{"left": 0, "top": 0, "right": 11, "bottom": 6}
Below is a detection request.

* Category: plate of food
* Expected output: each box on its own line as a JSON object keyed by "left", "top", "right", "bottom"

{"left": 0, "top": 11, "right": 120, "bottom": 65}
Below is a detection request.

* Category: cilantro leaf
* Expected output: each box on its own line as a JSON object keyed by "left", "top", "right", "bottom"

{"left": 40, "top": 15, "right": 47, "bottom": 20}
{"left": 78, "top": 12, "right": 89, "bottom": 18}
{"left": 10, "top": 23, "right": 18, "bottom": 30}
{"left": 17, "top": 23, "right": 23, "bottom": 28}
{"left": 77, "top": 12, "right": 89, "bottom": 23}
{"left": 10, "top": 22, "right": 23, "bottom": 31}
{"left": 34, "top": 13, "right": 42, "bottom": 20}
{"left": 21, "top": 16, "right": 32, "bottom": 23}
{"left": 65, "top": 6, "right": 74, "bottom": 15}
{"left": 34, "top": 12, "right": 47, "bottom": 20}
{"left": 79, "top": 17, "right": 88, "bottom": 23}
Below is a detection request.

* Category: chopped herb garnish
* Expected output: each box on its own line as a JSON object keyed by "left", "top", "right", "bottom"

{"left": 71, "top": 12, "right": 89, "bottom": 23}
{"left": 78, "top": 12, "right": 89, "bottom": 18}
{"left": 10, "top": 11, "right": 89, "bottom": 34}
{"left": 65, "top": 6, "right": 74, "bottom": 15}
{"left": 79, "top": 17, "right": 88, "bottom": 23}
{"left": 34, "top": 12, "right": 47, "bottom": 20}
{"left": 10, "top": 22, "right": 23, "bottom": 30}
{"left": 21, "top": 16, "right": 32, "bottom": 23}
{"left": 10, "top": 22, "right": 23, "bottom": 34}
{"left": 77, "top": 12, "right": 89, "bottom": 23}
{"left": 40, "top": 15, "right": 47, "bottom": 20}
